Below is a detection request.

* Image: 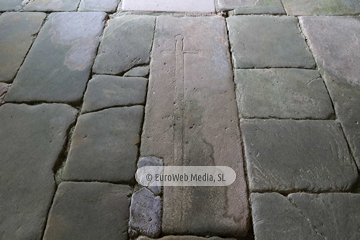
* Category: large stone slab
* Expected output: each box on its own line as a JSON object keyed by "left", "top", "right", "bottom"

{"left": 0, "top": 104, "right": 77, "bottom": 240}
{"left": 283, "top": 0, "right": 360, "bottom": 16}
{"left": 93, "top": 15, "right": 155, "bottom": 75}
{"left": 241, "top": 120, "right": 358, "bottom": 192}
{"left": 5, "top": 12, "right": 106, "bottom": 104}
{"left": 79, "top": 0, "right": 120, "bottom": 12}
{"left": 0, "top": 12, "right": 46, "bottom": 83}
{"left": 63, "top": 106, "right": 143, "bottom": 182}
{"left": 0, "top": 0, "right": 22, "bottom": 11}
{"left": 122, "top": 0, "right": 215, "bottom": 12}
{"left": 141, "top": 16, "right": 249, "bottom": 237}
{"left": 43, "top": 182, "right": 132, "bottom": 240}
{"left": 24, "top": 0, "right": 80, "bottom": 11}
{"left": 234, "top": 69, "right": 334, "bottom": 119}
{"left": 232, "top": 0, "right": 285, "bottom": 15}
{"left": 82, "top": 75, "right": 147, "bottom": 113}
{"left": 227, "top": 16, "right": 315, "bottom": 69}
{"left": 300, "top": 17, "right": 360, "bottom": 166}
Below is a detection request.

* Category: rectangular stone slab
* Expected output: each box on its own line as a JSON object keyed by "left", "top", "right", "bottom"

{"left": 122, "top": 0, "right": 215, "bottom": 12}
{"left": 141, "top": 16, "right": 249, "bottom": 237}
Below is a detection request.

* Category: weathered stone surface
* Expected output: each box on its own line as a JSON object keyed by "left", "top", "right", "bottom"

{"left": 79, "top": 0, "right": 120, "bottom": 12}
{"left": 300, "top": 17, "right": 360, "bottom": 166}
{"left": 129, "top": 188, "right": 162, "bottom": 238}
{"left": 43, "top": 182, "right": 131, "bottom": 240}
{"left": 0, "top": 104, "right": 77, "bottom": 240}
{"left": 283, "top": 0, "right": 360, "bottom": 16}
{"left": 0, "top": 83, "right": 10, "bottom": 104}
{"left": 5, "top": 12, "right": 106, "bottom": 103}
{"left": 138, "top": 157, "right": 163, "bottom": 195}
{"left": 82, "top": 75, "right": 147, "bottom": 113}
{"left": 227, "top": 16, "right": 315, "bottom": 69}
{"left": 93, "top": 16, "right": 155, "bottom": 75}
{"left": 122, "top": 0, "right": 215, "bottom": 12}
{"left": 241, "top": 120, "right": 358, "bottom": 192}
{"left": 0, "top": 12, "right": 46, "bottom": 83}
{"left": 141, "top": 16, "right": 249, "bottom": 237}
{"left": 24, "top": 0, "right": 80, "bottom": 11}
{"left": 232, "top": 0, "right": 285, "bottom": 14}
{"left": 0, "top": 0, "right": 22, "bottom": 10}
{"left": 234, "top": 69, "right": 334, "bottom": 119}
{"left": 63, "top": 106, "right": 143, "bottom": 182}
{"left": 124, "top": 66, "right": 150, "bottom": 77}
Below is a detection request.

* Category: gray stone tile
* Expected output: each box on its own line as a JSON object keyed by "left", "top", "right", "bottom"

{"left": 241, "top": 120, "right": 358, "bottom": 192}
{"left": 234, "top": 69, "right": 334, "bottom": 119}
{"left": 227, "top": 16, "right": 315, "bottom": 69}
{"left": 24, "top": 0, "right": 80, "bottom": 11}
{"left": 218, "top": 0, "right": 257, "bottom": 10}
{"left": 0, "top": 0, "right": 22, "bottom": 11}
{"left": 5, "top": 12, "right": 106, "bottom": 104}
{"left": 300, "top": 17, "right": 360, "bottom": 166}
{"left": 43, "top": 182, "right": 131, "bottom": 240}
{"left": 122, "top": 0, "right": 215, "bottom": 12}
{"left": 93, "top": 15, "right": 155, "bottom": 75}
{"left": 0, "top": 104, "right": 77, "bottom": 240}
{"left": 78, "top": 0, "right": 120, "bottom": 12}
{"left": 63, "top": 106, "right": 143, "bottom": 182}
{"left": 141, "top": 16, "right": 249, "bottom": 237}
{"left": 232, "top": 0, "right": 285, "bottom": 14}
{"left": 0, "top": 83, "right": 10, "bottom": 104}
{"left": 0, "top": 12, "right": 46, "bottom": 83}
{"left": 82, "top": 75, "right": 147, "bottom": 113}
{"left": 124, "top": 66, "right": 150, "bottom": 77}
{"left": 283, "top": 0, "right": 360, "bottom": 16}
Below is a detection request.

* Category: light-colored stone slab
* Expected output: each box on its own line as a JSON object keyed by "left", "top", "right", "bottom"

{"left": 124, "top": 66, "right": 150, "bottom": 77}
{"left": 24, "top": 0, "right": 80, "bottom": 11}
{"left": 0, "top": 104, "right": 77, "bottom": 240}
{"left": 122, "top": 0, "right": 215, "bottom": 12}
{"left": 0, "top": 12, "right": 46, "bottom": 83}
{"left": 0, "top": 83, "right": 10, "bottom": 104}
{"left": 241, "top": 120, "right": 358, "bottom": 192}
{"left": 93, "top": 15, "right": 155, "bottom": 75}
{"left": 232, "top": 0, "right": 285, "bottom": 14}
{"left": 234, "top": 69, "right": 334, "bottom": 119}
{"left": 283, "top": 0, "right": 360, "bottom": 16}
{"left": 63, "top": 106, "right": 143, "bottom": 182}
{"left": 218, "top": 0, "right": 256, "bottom": 10}
{"left": 0, "top": 0, "right": 22, "bottom": 10}
{"left": 82, "top": 75, "right": 147, "bottom": 113}
{"left": 79, "top": 0, "right": 120, "bottom": 12}
{"left": 5, "top": 12, "right": 106, "bottom": 103}
{"left": 141, "top": 16, "right": 249, "bottom": 237}
{"left": 227, "top": 16, "right": 315, "bottom": 69}
{"left": 43, "top": 182, "right": 132, "bottom": 240}
{"left": 300, "top": 17, "right": 360, "bottom": 166}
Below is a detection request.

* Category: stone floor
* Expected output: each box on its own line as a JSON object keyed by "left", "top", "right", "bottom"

{"left": 0, "top": 0, "right": 360, "bottom": 240}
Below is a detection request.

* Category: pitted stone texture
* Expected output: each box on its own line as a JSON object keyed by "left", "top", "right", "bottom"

{"left": 43, "top": 182, "right": 131, "bottom": 240}
{"left": 93, "top": 15, "right": 155, "bottom": 75}
{"left": 63, "top": 106, "right": 143, "bottom": 182}
{"left": 0, "top": 83, "right": 10, "bottom": 104}
{"left": 82, "top": 75, "right": 147, "bottom": 113}
{"left": 300, "top": 17, "right": 360, "bottom": 166}
{"left": 5, "top": 12, "right": 106, "bottom": 104}
{"left": 141, "top": 16, "right": 249, "bottom": 237}
{"left": 122, "top": 0, "right": 215, "bottom": 12}
{"left": 234, "top": 69, "right": 334, "bottom": 119}
{"left": 0, "top": 0, "right": 22, "bottom": 10}
{"left": 0, "top": 104, "right": 77, "bottom": 240}
{"left": 129, "top": 188, "right": 162, "bottom": 238}
{"left": 233, "top": 0, "right": 285, "bottom": 14}
{"left": 0, "top": 12, "right": 46, "bottom": 83}
{"left": 79, "top": 0, "right": 120, "bottom": 12}
{"left": 241, "top": 120, "right": 358, "bottom": 192}
{"left": 227, "top": 16, "right": 315, "bottom": 69}
{"left": 283, "top": 0, "right": 360, "bottom": 16}
{"left": 124, "top": 66, "right": 150, "bottom": 77}
{"left": 24, "top": 0, "right": 80, "bottom": 11}
{"left": 138, "top": 157, "right": 163, "bottom": 195}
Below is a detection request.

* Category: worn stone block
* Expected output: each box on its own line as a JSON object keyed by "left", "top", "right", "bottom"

{"left": 0, "top": 0, "right": 22, "bottom": 11}
{"left": 124, "top": 66, "right": 150, "bottom": 77}
{"left": 232, "top": 0, "right": 285, "bottom": 14}
{"left": 122, "top": 0, "right": 215, "bottom": 12}
{"left": 24, "top": 0, "right": 80, "bottom": 11}
{"left": 79, "top": 0, "right": 120, "bottom": 12}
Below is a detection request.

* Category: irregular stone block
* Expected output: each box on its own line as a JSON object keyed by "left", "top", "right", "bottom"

{"left": 232, "top": 0, "right": 285, "bottom": 14}
{"left": 43, "top": 182, "right": 132, "bottom": 240}
{"left": 63, "top": 106, "right": 143, "bottom": 182}
{"left": 0, "top": 12, "right": 46, "bottom": 82}
{"left": 137, "top": 156, "right": 163, "bottom": 195}
{"left": 0, "top": 104, "right": 77, "bottom": 240}
{"left": 93, "top": 15, "right": 155, "bottom": 75}
{"left": 0, "top": 0, "right": 22, "bottom": 10}
{"left": 241, "top": 120, "right": 358, "bottom": 192}
{"left": 234, "top": 69, "right": 334, "bottom": 119}
{"left": 0, "top": 83, "right": 10, "bottom": 104}
{"left": 78, "top": 0, "right": 120, "bottom": 12}
{"left": 141, "top": 16, "right": 249, "bottom": 237}
{"left": 124, "top": 66, "right": 150, "bottom": 77}
{"left": 82, "top": 75, "right": 147, "bottom": 113}
{"left": 5, "top": 12, "right": 106, "bottom": 103}
{"left": 227, "top": 16, "right": 315, "bottom": 69}
{"left": 122, "top": 0, "right": 215, "bottom": 12}
{"left": 24, "top": 0, "right": 80, "bottom": 11}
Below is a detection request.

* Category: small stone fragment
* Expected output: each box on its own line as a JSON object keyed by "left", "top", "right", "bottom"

{"left": 124, "top": 66, "right": 150, "bottom": 77}
{"left": 137, "top": 157, "right": 163, "bottom": 195}
{"left": 24, "top": 0, "right": 80, "bottom": 11}
{"left": 232, "top": 0, "right": 285, "bottom": 14}
{"left": 0, "top": 83, "right": 10, "bottom": 104}
{"left": 78, "top": 0, "right": 120, "bottom": 12}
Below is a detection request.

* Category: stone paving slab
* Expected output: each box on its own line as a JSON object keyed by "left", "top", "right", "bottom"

{"left": 122, "top": 0, "right": 215, "bottom": 12}
{"left": 82, "top": 75, "right": 147, "bottom": 113}
{"left": 283, "top": 0, "right": 360, "bottom": 16}
{"left": 218, "top": 0, "right": 257, "bottom": 10}
{"left": 0, "top": 103, "right": 77, "bottom": 240}
{"left": 241, "top": 119, "right": 358, "bottom": 192}
{"left": 234, "top": 69, "right": 334, "bottom": 119}
{"left": 0, "top": 12, "right": 46, "bottom": 83}
{"left": 0, "top": 83, "right": 10, "bottom": 104}
{"left": 5, "top": 12, "right": 106, "bottom": 104}
{"left": 141, "top": 16, "right": 249, "bottom": 237}
{"left": 232, "top": 0, "right": 285, "bottom": 15}
{"left": 93, "top": 15, "right": 155, "bottom": 75}
{"left": 227, "top": 16, "right": 315, "bottom": 69}
{"left": 43, "top": 182, "right": 132, "bottom": 240}
{"left": 300, "top": 16, "right": 360, "bottom": 166}
{"left": 78, "top": 0, "right": 120, "bottom": 12}
{"left": 63, "top": 106, "right": 143, "bottom": 182}
{"left": 24, "top": 0, "right": 80, "bottom": 11}
{"left": 0, "top": 0, "right": 22, "bottom": 11}
{"left": 124, "top": 66, "right": 150, "bottom": 77}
